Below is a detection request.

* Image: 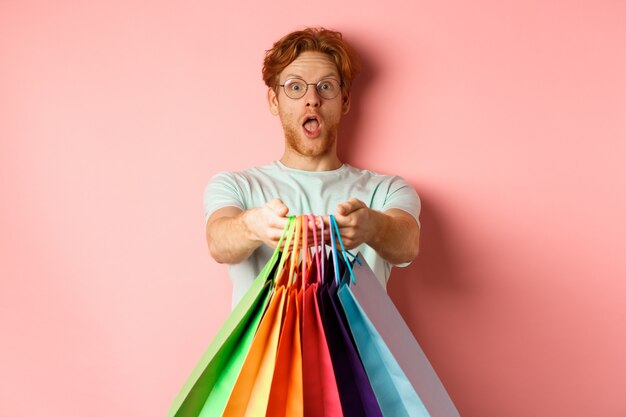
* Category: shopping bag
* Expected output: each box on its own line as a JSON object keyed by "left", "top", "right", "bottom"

{"left": 222, "top": 215, "right": 308, "bottom": 417}
{"left": 312, "top": 222, "right": 380, "bottom": 417}
{"left": 318, "top": 272, "right": 383, "bottom": 417}
{"left": 330, "top": 216, "right": 460, "bottom": 417}
{"left": 301, "top": 284, "right": 344, "bottom": 417}
{"left": 167, "top": 217, "right": 295, "bottom": 417}
{"left": 265, "top": 215, "right": 311, "bottom": 417}
{"left": 221, "top": 284, "right": 287, "bottom": 416}
{"left": 301, "top": 215, "right": 344, "bottom": 417}
{"left": 265, "top": 286, "right": 304, "bottom": 417}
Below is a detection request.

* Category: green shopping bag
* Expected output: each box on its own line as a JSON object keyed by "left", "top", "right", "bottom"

{"left": 167, "top": 217, "right": 296, "bottom": 417}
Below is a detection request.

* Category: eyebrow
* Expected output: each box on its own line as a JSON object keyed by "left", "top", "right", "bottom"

{"left": 283, "top": 72, "right": 340, "bottom": 80}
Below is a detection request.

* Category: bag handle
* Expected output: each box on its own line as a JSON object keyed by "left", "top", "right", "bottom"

{"left": 302, "top": 215, "right": 310, "bottom": 284}
{"left": 329, "top": 215, "right": 358, "bottom": 284}
{"left": 288, "top": 215, "right": 303, "bottom": 287}
{"left": 329, "top": 215, "right": 341, "bottom": 285}
{"left": 306, "top": 214, "right": 322, "bottom": 287}
{"left": 303, "top": 214, "right": 319, "bottom": 288}
{"left": 274, "top": 216, "right": 296, "bottom": 284}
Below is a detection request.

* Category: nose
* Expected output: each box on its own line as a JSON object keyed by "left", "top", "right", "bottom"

{"left": 304, "top": 85, "right": 321, "bottom": 107}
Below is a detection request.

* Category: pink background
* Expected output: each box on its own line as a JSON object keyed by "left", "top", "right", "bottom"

{"left": 2, "top": 1, "right": 625, "bottom": 416}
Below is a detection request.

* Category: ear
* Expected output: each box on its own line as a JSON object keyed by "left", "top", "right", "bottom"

{"left": 268, "top": 88, "right": 279, "bottom": 116}
{"left": 342, "top": 91, "right": 351, "bottom": 115}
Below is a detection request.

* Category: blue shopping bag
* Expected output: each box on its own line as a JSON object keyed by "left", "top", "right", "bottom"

{"left": 330, "top": 216, "right": 460, "bottom": 417}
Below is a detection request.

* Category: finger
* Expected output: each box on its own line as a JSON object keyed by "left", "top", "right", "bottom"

{"left": 306, "top": 218, "right": 318, "bottom": 232}
{"left": 268, "top": 229, "right": 286, "bottom": 246}
{"left": 343, "top": 240, "right": 357, "bottom": 250}
{"left": 267, "top": 198, "right": 289, "bottom": 217}
{"left": 332, "top": 212, "right": 351, "bottom": 227}
{"left": 271, "top": 216, "right": 289, "bottom": 230}
{"left": 305, "top": 236, "right": 320, "bottom": 249}
{"left": 317, "top": 215, "right": 334, "bottom": 230}
{"left": 303, "top": 216, "right": 325, "bottom": 237}
{"left": 279, "top": 239, "right": 295, "bottom": 252}
{"left": 336, "top": 198, "right": 362, "bottom": 216}
{"left": 310, "top": 215, "right": 329, "bottom": 228}
{"left": 336, "top": 200, "right": 352, "bottom": 216}
{"left": 306, "top": 231, "right": 328, "bottom": 244}
{"left": 336, "top": 202, "right": 350, "bottom": 216}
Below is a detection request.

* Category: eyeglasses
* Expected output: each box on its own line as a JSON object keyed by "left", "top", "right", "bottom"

{"left": 278, "top": 78, "right": 343, "bottom": 100}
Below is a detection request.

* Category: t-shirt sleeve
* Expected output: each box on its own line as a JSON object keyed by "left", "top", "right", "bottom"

{"left": 203, "top": 172, "right": 246, "bottom": 224}
{"left": 380, "top": 176, "right": 421, "bottom": 268}
{"left": 381, "top": 176, "right": 421, "bottom": 228}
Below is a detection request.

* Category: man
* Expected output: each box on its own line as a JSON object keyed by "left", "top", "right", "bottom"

{"left": 204, "top": 27, "right": 421, "bottom": 306}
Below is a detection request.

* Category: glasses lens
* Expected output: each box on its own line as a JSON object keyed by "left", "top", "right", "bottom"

{"left": 316, "top": 79, "right": 341, "bottom": 99}
{"left": 283, "top": 79, "right": 307, "bottom": 99}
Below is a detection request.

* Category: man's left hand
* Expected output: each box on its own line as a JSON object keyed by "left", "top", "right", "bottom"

{"left": 332, "top": 198, "right": 379, "bottom": 250}
{"left": 329, "top": 198, "right": 420, "bottom": 265}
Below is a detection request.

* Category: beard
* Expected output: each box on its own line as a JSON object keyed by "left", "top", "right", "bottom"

{"left": 282, "top": 119, "right": 339, "bottom": 158}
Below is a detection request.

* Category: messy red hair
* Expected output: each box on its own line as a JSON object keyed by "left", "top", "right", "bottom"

{"left": 262, "top": 27, "right": 361, "bottom": 94}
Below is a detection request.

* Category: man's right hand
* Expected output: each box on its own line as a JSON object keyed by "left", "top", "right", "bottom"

{"left": 242, "top": 198, "right": 290, "bottom": 249}
{"left": 206, "top": 199, "right": 292, "bottom": 264}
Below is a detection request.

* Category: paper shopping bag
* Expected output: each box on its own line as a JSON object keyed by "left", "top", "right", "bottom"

{"left": 221, "top": 216, "right": 303, "bottom": 417}
{"left": 167, "top": 217, "right": 295, "bottom": 417}
{"left": 265, "top": 287, "right": 304, "bottom": 417}
{"left": 167, "top": 271, "right": 274, "bottom": 417}
{"left": 326, "top": 215, "right": 459, "bottom": 417}
{"left": 340, "top": 254, "right": 460, "bottom": 417}
{"left": 318, "top": 279, "right": 383, "bottom": 417}
{"left": 337, "top": 276, "right": 430, "bottom": 417}
{"left": 302, "top": 283, "right": 344, "bottom": 417}
{"left": 221, "top": 284, "right": 287, "bottom": 416}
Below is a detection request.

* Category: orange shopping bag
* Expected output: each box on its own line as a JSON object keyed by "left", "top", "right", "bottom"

{"left": 266, "top": 215, "right": 306, "bottom": 417}
{"left": 222, "top": 217, "right": 304, "bottom": 417}
{"left": 265, "top": 286, "right": 304, "bottom": 417}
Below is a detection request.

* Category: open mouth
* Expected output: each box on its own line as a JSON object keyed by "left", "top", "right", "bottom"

{"left": 302, "top": 115, "right": 321, "bottom": 138}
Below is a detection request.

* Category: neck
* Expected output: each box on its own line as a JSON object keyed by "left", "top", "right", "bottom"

{"left": 279, "top": 152, "right": 342, "bottom": 171}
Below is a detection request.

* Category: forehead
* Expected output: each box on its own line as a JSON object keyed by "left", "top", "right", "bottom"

{"left": 280, "top": 51, "right": 339, "bottom": 80}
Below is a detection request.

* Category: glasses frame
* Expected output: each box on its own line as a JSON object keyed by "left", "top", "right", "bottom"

{"left": 278, "top": 77, "right": 344, "bottom": 100}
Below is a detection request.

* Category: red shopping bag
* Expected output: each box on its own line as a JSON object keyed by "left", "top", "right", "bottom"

{"left": 301, "top": 215, "right": 344, "bottom": 417}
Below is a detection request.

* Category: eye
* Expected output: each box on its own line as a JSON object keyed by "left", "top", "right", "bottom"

{"left": 285, "top": 79, "right": 305, "bottom": 91}
{"left": 319, "top": 82, "right": 333, "bottom": 91}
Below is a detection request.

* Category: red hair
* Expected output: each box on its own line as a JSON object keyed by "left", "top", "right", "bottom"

{"left": 262, "top": 27, "right": 361, "bottom": 93}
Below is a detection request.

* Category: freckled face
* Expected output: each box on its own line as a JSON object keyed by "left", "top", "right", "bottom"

{"left": 268, "top": 51, "right": 350, "bottom": 159}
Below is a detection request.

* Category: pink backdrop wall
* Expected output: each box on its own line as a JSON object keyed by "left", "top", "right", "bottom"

{"left": 2, "top": 1, "right": 625, "bottom": 416}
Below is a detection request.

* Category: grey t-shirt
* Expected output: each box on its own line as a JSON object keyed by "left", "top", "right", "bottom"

{"left": 204, "top": 161, "right": 420, "bottom": 306}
